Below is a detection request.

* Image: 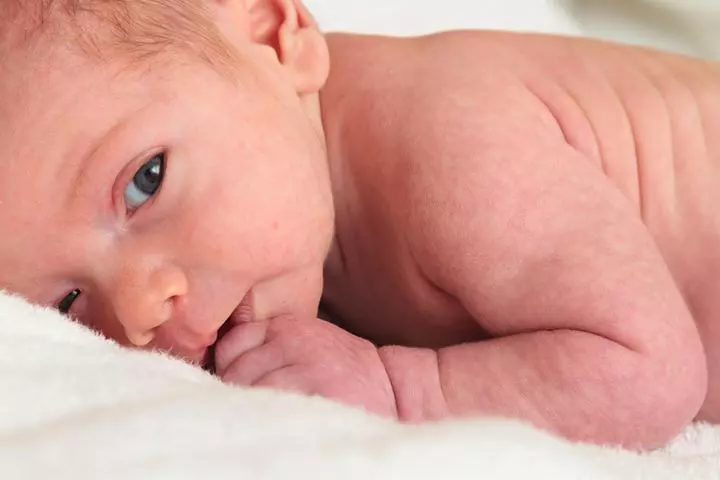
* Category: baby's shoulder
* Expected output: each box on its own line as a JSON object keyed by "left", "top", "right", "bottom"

{"left": 324, "top": 32, "right": 561, "bottom": 173}
{"left": 324, "top": 31, "right": 557, "bottom": 136}
{"left": 323, "top": 33, "right": 569, "bottom": 232}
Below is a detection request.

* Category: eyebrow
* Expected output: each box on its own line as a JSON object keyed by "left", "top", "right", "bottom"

{"left": 71, "top": 115, "right": 133, "bottom": 197}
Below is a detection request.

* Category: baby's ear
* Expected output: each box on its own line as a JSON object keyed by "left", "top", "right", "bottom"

{"left": 237, "top": 0, "right": 329, "bottom": 94}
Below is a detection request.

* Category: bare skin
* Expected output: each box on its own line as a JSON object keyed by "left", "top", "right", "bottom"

{"left": 218, "top": 31, "right": 720, "bottom": 449}
{"left": 0, "top": 0, "right": 718, "bottom": 450}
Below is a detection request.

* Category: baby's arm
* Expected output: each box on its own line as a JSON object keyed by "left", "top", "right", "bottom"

{"left": 380, "top": 329, "right": 700, "bottom": 449}
{"left": 381, "top": 106, "right": 707, "bottom": 448}
{"left": 384, "top": 139, "right": 706, "bottom": 448}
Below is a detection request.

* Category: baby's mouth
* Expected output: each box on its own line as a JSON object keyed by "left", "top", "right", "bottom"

{"left": 202, "top": 319, "right": 235, "bottom": 374}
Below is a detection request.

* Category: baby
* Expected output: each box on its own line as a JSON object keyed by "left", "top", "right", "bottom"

{"left": 0, "top": 0, "right": 718, "bottom": 449}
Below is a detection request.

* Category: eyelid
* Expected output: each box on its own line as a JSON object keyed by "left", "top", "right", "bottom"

{"left": 112, "top": 148, "right": 167, "bottom": 220}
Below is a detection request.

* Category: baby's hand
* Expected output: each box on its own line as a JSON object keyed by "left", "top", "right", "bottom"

{"left": 214, "top": 315, "right": 397, "bottom": 418}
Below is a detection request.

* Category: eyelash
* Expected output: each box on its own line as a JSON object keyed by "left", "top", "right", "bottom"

{"left": 57, "top": 289, "right": 81, "bottom": 314}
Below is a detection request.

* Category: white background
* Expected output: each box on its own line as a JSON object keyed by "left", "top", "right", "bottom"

{"left": 305, "top": 0, "right": 581, "bottom": 36}
{"left": 304, "top": 0, "right": 720, "bottom": 59}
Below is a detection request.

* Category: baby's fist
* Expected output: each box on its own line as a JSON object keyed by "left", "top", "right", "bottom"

{"left": 214, "top": 315, "right": 397, "bottom": 418}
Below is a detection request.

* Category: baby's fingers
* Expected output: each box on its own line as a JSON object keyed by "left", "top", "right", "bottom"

{"left": 217, "top": 341, "right": 286, "bottom": 386}
{"left": 213, "top": 320, "right": 268, "bottom": 376}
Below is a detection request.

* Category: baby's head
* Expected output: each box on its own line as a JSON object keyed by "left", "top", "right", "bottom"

{"left": 0, "top": 0, "right": 335, "bottom": 362}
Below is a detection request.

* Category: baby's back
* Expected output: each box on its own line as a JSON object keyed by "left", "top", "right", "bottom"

{"left": 484, "top": 33, "right": 720, "bottom": 358}
{"left": 321, "top": 32, "right": 720, "bottom": 405}
{"left": 489, "top": 33, "right": 720, "bottom": 321}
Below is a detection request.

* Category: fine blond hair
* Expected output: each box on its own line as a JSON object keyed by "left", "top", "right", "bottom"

{"left": 2, "top": 0, "right": 236, "bottom": 68}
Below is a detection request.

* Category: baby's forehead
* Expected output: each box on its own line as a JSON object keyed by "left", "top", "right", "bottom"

{"left": 0, "top": 49, "right": 130, "bottom": 133}
{"left": 0, "top": 51, "right": 166, "bottom": 199}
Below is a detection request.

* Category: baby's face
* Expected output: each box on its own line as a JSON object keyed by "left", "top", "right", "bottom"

{"left": 0, "top": 42, "right": 334, "bottom": 364}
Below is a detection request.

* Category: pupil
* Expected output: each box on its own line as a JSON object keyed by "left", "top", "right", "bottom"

{"left": 134, "top": 155, "right": 164, "bottom": 195}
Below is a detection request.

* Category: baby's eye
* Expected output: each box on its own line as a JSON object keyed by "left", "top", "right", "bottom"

{"left": 124, "top": 153, "right": 165, "bottom": 211}
{"left": 57, "top": 289, "right": 82, "bottom": 314}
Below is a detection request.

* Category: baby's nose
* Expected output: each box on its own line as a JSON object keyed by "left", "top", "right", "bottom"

{"left": 110, "top": 264, "right": 189, "bottom": 347}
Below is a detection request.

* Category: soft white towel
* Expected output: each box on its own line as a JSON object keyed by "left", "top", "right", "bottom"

{"left": 0, "top": 292, "right": 718, "bottom": 479}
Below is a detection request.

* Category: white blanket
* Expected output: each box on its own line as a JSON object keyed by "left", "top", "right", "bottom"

{"left": 1, "top": 293, "right": 719, "bottom": 479}
{"left": 3, "top": 1, "right": 720, "bottom": 478}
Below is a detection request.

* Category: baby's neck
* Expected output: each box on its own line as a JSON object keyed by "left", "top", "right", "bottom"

{"left": 317, "top": 35, "right": 376, "bottom": 280}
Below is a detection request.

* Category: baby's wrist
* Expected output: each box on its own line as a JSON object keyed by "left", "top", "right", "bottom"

{"left": 377, "top": 346, "right": 449, "bottom": 422}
